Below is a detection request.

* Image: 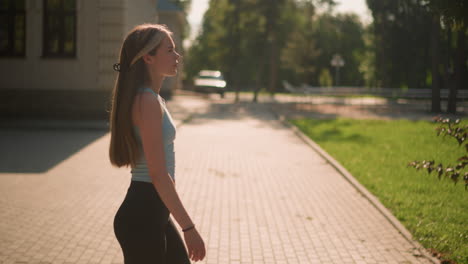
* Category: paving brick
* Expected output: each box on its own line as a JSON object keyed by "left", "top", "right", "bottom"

{"left": 0, "top": 94, "right": 438, "bottom": 263}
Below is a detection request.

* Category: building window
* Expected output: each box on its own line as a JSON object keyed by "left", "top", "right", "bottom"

{"left": 0, "top": 0, "right": 26, "bottom": 57}
{"left": 43, "top": 0, "right": 76, "bottom": 57}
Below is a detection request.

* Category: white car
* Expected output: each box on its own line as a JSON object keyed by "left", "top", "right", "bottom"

{"left": 193, "top": 70, "right": 226, "bottom": 98}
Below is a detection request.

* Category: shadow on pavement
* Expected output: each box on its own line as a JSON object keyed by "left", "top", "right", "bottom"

{"left": 182, "top": 99, "right": 310, "bottom": 131}
{"left": 189, "top": 102, "right": 275, "bottom": 124}
{"left": 272, "top": 101, "right": 467, "bottom": 121}
{"left": 0, "top": 128, "right": 107, "bottom": 173}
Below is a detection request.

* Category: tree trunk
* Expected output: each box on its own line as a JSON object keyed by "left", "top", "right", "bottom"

{"left": 443, "top": 26, "right": 453, "bottom": 113}
{"left": 268, "top": 31, "right": 279, "bottom": 98}
{"left": 447, "top": 24, "right": 466, "bottom": 114}
{"left": 253, "top": 51, "right": 266, "bottom": 103}
{"left": 430, "top": 14, "right": 441, "bottom": 113}
{"left": 252, "top": 42, "right": 267, "bottom": 103}
{"left": 264, "top": 0, "right": 280, "bottom": 98}
{"left": 232, "top": 0, "right": 241, "bottom": 103}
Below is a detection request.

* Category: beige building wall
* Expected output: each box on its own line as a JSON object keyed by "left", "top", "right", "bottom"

{"left": 125, "top": 0, "right": 159, "bottom": 33}
{"left": 97, "top": 0, "right": 126, "bottom": 92}
{"left": 0, "top": 0, "right": 159, "bottom": 92}
{"left": 0, "top": 0, "right": 99, "bottom": 91}
{"left": 0, "top": 0, "right": 174, "bottom": 119}
{"left": 98, "top": 0, "right": 159, "bottom": 91}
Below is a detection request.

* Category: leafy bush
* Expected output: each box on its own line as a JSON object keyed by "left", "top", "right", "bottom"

{"left": 408, "top": 116, "right": 468, "bottom": 190}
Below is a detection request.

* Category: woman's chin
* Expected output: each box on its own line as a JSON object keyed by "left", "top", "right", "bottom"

{"left": 166, "top": 69, "right": 178, "bottom": 77}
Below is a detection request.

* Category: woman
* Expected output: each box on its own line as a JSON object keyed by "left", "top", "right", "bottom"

{"left": 109, "top": 24, "right": 206, "bottom": 263}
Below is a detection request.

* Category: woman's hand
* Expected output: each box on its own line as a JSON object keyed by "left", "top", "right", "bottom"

{"left": 183, "top": 228, "right": 206, "bottom": 262}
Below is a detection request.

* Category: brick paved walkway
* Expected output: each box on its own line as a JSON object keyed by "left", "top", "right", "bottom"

{"left": 0, "top": 95, "right": 436, "bottom": 263}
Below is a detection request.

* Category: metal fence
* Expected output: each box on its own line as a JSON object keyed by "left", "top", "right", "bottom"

{"left": 279, "top": 81, "right": 468, "bottom": 114}
{"left": 282, "top": 80, "right": 468, "bottom": 100}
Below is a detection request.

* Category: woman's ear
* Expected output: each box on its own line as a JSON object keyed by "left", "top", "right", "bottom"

{"left": 142, "top": 53, "right": 155, "bottom": 65}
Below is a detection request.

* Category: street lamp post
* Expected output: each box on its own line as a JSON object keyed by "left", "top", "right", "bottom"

{"left": 330, "top": 54, "right": 345, "bottom": 86}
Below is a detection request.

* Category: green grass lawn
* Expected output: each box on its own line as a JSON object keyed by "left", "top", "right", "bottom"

{"left": 290, "top": 118, "right": 468, "bottom": 264}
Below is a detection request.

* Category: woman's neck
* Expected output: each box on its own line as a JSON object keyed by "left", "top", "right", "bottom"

{"left": 147, "top": 74, "right": 165, "bottom": 94}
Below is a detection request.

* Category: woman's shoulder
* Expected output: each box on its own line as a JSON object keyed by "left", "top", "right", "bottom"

{"left": 135, "top": 92, "right": 162, "bottom": 112}
{"left": 136, "top": 88, "right": 165, "bottom": 104}
{"left": 132, "top": 89, "right": 163, "bottom": 127}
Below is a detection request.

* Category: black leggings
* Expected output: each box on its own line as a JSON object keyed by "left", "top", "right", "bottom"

{"left": 113, "top": 180, "right": 190, "bottom": 264}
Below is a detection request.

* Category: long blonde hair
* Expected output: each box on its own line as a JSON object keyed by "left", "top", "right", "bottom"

{"left": 109, "top": 24, "right": 173, "bottom": 168}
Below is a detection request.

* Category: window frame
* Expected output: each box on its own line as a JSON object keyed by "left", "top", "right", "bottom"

{"left": 42, "top": 0, "right": 77, "bottom": 58}
{"left": 0, "top": 0, "right": 26, "bottom": 57}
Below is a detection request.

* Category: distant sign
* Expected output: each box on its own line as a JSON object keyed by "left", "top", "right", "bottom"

{"left": 331, "top": 54, "right": 345, "bottom": 67}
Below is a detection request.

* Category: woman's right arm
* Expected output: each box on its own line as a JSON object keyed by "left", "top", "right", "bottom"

{"left": 137, "top": 93, "right": 205, "bottom": 261}
{"left": 138, "top": 93, "right": 192, "bottom": 228}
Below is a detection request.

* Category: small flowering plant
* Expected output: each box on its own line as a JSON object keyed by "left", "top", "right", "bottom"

{"left": 407, "top": 116, "right": 468, "bottom": 190}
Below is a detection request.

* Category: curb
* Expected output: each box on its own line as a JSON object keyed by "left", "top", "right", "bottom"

{"left": 268, "top": 107, "right": 441, "bottom": 264}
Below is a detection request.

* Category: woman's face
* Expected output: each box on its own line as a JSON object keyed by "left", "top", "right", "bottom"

{"left": 145, "top": 34, "right": 180, "bottom": 77}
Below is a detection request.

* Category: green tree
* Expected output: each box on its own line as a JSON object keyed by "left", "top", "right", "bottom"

{"left": 280, "top": 0, "right": 320, "bottom": 86}
{"left": 359, "top": 24, "right": 377, "bottom": 87}
{"left": 185, "top": 0, "right": 231, "bottom": 80}
{"left": 366, "top": 0, "right": 433, "bottom": 89}
{"left": 280, "top": 6, "right": 366, "bottom": 88}
{"left": 365, "top": 0, "right": 468, "bottom": 113}
{"left": 186, "top": 0, "right": 366, "bottom": 100}
{"left": 186, "top": 0, "right": 293, "bottom": 100}
{"left": 312, "top": 13, "right": 366, "bottom": 87}
{"left": 426, "top": 0, "right": 468, "bottom": 114}
{"left": 319, "top": 68, "right": 333, "bottom": 87}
